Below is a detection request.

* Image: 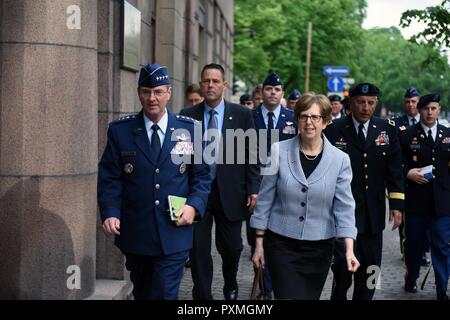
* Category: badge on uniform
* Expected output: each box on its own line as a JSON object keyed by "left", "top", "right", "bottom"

{"left": 171, "top": 134, "right": 194, "bottom": 155}
{"left": 412, "top": 155, "right": 418, "bottom": 162}
{"left": 282, "top": 121, "right": 296, "bottom": 134}
{"left": 442, "top": 137, "right": 450, "bottom": 144}
{"left": 335, "top": 137, "right": 347, "bottom": 150}
{"left": 399, "top": 125, "right": 406, "bottom": 131}
{"left": 410, "top": 137, "right": 420, "bottom": 150}
{"left": 375, "top": 131, "right": 389, "bottom": 146}
{"left": 124, "top": 163, "right": 134, "bottom": 174}
{"left": 179, "top": 163, "right": 187, "bottom": 174}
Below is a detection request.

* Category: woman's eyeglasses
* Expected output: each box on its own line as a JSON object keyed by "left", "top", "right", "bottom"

{"left": 299, "top": 114, "right": 324, "bottom": 122}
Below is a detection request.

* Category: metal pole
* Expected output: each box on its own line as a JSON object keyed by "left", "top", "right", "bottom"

{"left": 305, "top": 22, "right": 312, "bottom": 92}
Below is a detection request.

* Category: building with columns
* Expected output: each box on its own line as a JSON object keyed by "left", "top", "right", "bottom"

{"left": 0, "top": 0, "right": 234, "bottom": 299}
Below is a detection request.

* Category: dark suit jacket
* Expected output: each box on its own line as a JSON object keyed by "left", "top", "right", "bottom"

{"left": 180, "top": 100, "right": 260, "bottom": 221}
{"left": 399, "top": 123, "right": 450, "bottom": 217}
{"left": 393, "top": 114, "right": 409, "bottom": 128}
{"left": 97, "top": 111, "right": 211, "bottom": 256}
{"left": 324, "top": 115, "right": 405, "bottom": 234}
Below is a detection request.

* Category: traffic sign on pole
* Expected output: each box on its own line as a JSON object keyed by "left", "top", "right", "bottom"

{"left": 323, "top": 66, "right": 349, "bottom": 77}
{"left": 327, "top": 76, "right": 344, "bottom": 92}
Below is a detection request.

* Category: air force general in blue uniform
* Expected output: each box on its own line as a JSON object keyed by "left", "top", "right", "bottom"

{"left": 97, "top": 64, "right": 211, "bottom": 300}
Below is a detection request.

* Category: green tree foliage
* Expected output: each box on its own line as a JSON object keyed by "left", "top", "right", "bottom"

{"left": 234, "top": 0, "right": 367, "bottom": 94}
{"left": 356, "top": 27, "right": 450, "bottom": 113}
{"left": 400, "top": 0, "right": 450, "bottom": 48}
{"left": 234, "top": 0, "right": 450, "bottom": 112}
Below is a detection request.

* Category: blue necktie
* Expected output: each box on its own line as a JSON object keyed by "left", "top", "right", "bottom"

{"left": 411, "top": 118, "right": 416, "bottom": 126}
{"left": 207, "top": 110, "right": 218, "bottom": 179}
{"left": 151, "top": 124, "right": 161, "bottom": 161}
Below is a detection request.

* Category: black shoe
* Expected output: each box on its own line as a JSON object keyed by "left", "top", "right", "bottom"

{"left": 223, "top": 288, "right": 238, "bottom": 300}
{"left": 437, "top": 292, "right": 449, "bottom": 300}
{"left": 404, "top": 280, "right": 418, "bottom": 293}
{"left": 420, "top": 256, "right": 431, "bottom": 267}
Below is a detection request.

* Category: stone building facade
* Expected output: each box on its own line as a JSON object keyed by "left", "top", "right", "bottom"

{"left": 0, "top": 0, "right": 234, "bottom": 299}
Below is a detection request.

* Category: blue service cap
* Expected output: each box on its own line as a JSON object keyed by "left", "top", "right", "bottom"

{"left": 138, "top": 63, "right": 171, "bottom": 88}
{"left": 328, "top": 94, "right": 342, "bottom": 102}
{"left": 417, "top": 93, "right": 440, "bottom": 109}
{"left": 240, "top": 93, "right": 252, "bottom": 104}
{"left": 349, "top": 82, "right": 380, "bottom": 97}
{"left": 288, "top": 89, "right": 301, "bottom": 100}
{"left": 263, "top": 72, "right": 283, "bottom": 87}
{"left": 404, "top": 87, "right": 420, "bottom": 98}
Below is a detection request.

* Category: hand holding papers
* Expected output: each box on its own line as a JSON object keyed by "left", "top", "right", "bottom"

{"left": 420, "top": 165, "right": 433, "bottom": 180}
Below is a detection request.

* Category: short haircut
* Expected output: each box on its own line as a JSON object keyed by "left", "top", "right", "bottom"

{"left": 201, "top": 63, "right": 225, "bottom": 80}
{"left": 252, "top": 84, "right": 263, "bottom": 96}
{"left": 294, "top": 92, "right": 332, "bottom": 123}
{"left": 185, "top": 83, "right": 203, "bottom": 98}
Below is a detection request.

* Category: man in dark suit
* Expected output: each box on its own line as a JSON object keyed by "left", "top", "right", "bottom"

{"left": 325, "top": 83, "right": 405, "bottom": 300}
{"left": 248, "top": 71, "right": 298, "bottom": 299}
{"left": 399, "top": 93, "right": 450, "bottom": 300}
{"left": 180, "top": 63, "right": 260, "bottom": 300}
{"left": 97, "top": 64, "right": 211, "bottom": 300}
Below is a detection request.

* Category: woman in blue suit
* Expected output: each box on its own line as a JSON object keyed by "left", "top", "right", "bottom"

{"left": 251, "top": 93, "right": 359, "bottom": 299}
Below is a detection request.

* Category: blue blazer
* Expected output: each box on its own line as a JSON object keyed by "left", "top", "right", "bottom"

{"left": 251, "top": 135, "right": 357, "bottom": 240}
{"left": 97, "top": 111, "right": 211, "bottom": 256}
{"left": 252, "top": 105, "right": 298, "bottom": 143}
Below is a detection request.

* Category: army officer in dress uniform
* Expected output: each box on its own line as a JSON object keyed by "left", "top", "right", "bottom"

{"left": 97, "top": 64, "right": 211, "bottom": 300}
{"left": 393, "top": 87, "right": 431, "bottom": 265}
{"left": 324, "top": 83, "right": 405, "bottom": 300}
{"left": 399, "top": 93, "right": 450, "bottom": 300}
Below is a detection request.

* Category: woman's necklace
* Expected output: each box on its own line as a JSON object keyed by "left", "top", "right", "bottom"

{"left": 299, "top": 140, "right": 323, "bottom": 161}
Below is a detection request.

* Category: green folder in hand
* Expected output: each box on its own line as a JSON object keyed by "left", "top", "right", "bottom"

{"left": 168, "top": 195, "right": 187, "bottom": 222}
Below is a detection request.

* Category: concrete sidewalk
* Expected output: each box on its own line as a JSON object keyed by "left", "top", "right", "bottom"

{"left": 178, "top": 220, "right": 445, "bottom": 300}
